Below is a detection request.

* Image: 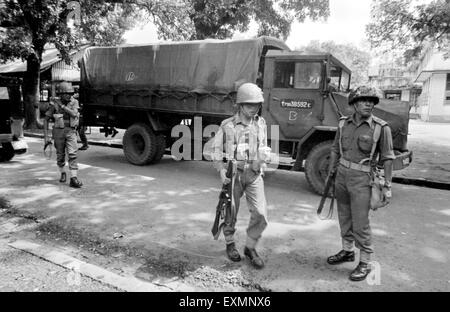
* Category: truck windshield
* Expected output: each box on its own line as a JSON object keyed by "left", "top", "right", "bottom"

{"left": 274, "top": 61, "right": 322, "bottom": 89}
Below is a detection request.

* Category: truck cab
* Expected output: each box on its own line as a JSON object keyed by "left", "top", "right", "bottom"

{"left": 0, "top": 75, "right": 28, "bottom": 162}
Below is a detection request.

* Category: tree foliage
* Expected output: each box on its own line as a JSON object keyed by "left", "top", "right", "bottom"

{"left": 297, "top": 40, "right": 371, "bottom": 88}
{"left": 139, "top": 0, "right": 330, "bottom": 41}
{"left": 366, "top": 0, "right": 450, "bottom": 60}
{"left": 0, "top": 0, "right": 140, "bottom": 127}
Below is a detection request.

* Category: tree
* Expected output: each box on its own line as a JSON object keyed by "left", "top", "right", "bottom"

{"left": 0, "top": 0, "right": 139, "bottom": 128}
{"left": 366, "top": 0, "right": 450, "bottom": 61}
{"left": 140, "top": 0, "right": 330, "bottom": 41}
{"left": 297, "top": 40, "right": 371, "bottom": 88}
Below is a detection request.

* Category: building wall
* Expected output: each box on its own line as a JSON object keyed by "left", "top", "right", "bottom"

{"left": 401, "top": 90, "right": 410, "bottom": 102}
{"left": 415, "top": 45, "right": 450, "bottom": 122}
{"left": 419, "top": 73, "right": 450, "bottom": 122}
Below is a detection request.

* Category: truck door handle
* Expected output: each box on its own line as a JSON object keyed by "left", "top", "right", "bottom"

{"left": 272, "top": 97, "right": 281, "bottom": 102}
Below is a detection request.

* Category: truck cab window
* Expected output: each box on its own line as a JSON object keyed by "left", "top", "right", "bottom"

{"left": 274, "top": 61, "right": 322, "bottom": 89}
{"left": 329, "top": 66, "right": 342, "bottom": 91}
{"left": 274, "top": 62, "right": 295, "bottom": 88}
{"left": 340, "top": 70, "right": 350, "bottom": 92}
{"left": 294, "top": 62, "right": 322, "bottom": 89}
{"left": 0, "top": 87, "right": 9, "bottom": 100}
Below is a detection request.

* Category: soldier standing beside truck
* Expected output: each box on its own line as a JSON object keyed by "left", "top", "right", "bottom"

{"left": 212, "top": 83, "right": 271, "bottom": 269}
{"left": 43, "top": 81, "right": 83, "bottom": 188}
{"left": 326, "top": 86, "right": 394, "bottom": 281}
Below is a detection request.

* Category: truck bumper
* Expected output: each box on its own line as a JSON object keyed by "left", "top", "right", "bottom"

{"left": 393, "top": 150, "right": 413, "bottom": 171}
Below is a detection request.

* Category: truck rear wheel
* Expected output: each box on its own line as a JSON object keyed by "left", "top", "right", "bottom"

{"left": 304, "top": 140, "right": 333, "bottom": 195}
{"left": 123, "top": 123, "right": 157, "bottom": 165}
{"left": 0, "top": 143, "right": 14, "bottom": 162}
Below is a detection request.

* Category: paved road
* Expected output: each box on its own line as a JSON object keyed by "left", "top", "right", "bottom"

{"left": 1, "top": 137, "right": 449, "bottom": 291}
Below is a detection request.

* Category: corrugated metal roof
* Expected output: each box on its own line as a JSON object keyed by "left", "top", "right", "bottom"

{"left": 0, "top": 45, "right": 89, "bottom": 74}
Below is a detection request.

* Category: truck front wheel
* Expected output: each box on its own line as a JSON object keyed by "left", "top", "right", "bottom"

{"left": 123, "top": 123, "right": 158, "bottom": 165}
{"left": 304, "top": 140, "right": 333, "bottom": 195}
{"left": 0, "top": 143, "right": 14, "bottom": 162}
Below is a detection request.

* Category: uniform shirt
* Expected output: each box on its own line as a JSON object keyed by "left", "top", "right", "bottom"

{"left": 45, "top": 98, "right": 79, "bottom": 126}
{"left": 212, "top": 113, "right": 268, "bottom": 172}
{"left": 331, "top": 113, "right": 395, "bottom": 164}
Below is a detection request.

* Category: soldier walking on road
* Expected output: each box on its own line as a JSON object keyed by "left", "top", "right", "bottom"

{"left": 43, "top": 81, "right": 83, "bottom": 188}
{"left": 212, "top": 83, "right": 272, "bottom": 269}
{"left": 327, "top": 86, "right": 395, "bottom": 281}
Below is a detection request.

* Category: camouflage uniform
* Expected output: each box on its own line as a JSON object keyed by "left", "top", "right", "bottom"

{"left": 212, "top": 113, "right": 269, "bottom": 250}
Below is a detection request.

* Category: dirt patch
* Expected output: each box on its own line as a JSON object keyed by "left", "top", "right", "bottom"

{"left": 0, "top": 197, "right": 12, "bottom": 209}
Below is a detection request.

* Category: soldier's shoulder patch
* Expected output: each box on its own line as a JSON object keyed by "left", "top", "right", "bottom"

{"left": 372, "top": 116, "right": 388, "bottom": 126}
{"left": 220, "top": 116, "right": 236, "bottom": 128}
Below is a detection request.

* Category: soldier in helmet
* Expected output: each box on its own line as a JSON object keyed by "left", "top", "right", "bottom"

{"left": 43, "top": 81, "right": 83, "bottom": 188}
{"left": 212, "top": 82, "right": 272, "bottom": 269}
{"left": 327, "top": 85, "right": 395, "bottom": 281}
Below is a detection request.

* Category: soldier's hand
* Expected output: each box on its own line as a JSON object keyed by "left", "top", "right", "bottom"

{"left": 382, "top": 186, "right": 392, "bottom": 204}
{"left": 220, "top": 169, "right": 231, "bottom": 185}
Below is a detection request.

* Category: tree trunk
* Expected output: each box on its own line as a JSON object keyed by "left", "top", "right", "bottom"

{"left": 23, "top": 52, "right": 41, "bottom": 129}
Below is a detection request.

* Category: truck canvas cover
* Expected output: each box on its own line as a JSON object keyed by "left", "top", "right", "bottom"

{"left": 80, "top": 36, "right": 289, "bottom": 95}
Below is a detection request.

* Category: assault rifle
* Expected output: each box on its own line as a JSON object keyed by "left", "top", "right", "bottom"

{"left": 317, "top": 170, "right": 336, "bottom": 220}
{"left": 211, "top": 160, "right": 234, "bottom": 240}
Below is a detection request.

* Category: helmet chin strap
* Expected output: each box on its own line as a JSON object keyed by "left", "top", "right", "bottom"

{"left": 240, "top": 104, "right": 261, "bottom": 119}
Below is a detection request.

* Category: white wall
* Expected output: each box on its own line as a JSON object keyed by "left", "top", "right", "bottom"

{"left": 419, "top": 73, "right": 450, "bottom": 122}
{"left": 401, "top": 90, "right": 410, "bottom": 102}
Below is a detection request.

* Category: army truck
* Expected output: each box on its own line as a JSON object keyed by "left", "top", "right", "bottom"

{"left": 79, "top": 36, "right": 412, "bottom": 194}
{"left": 0, "top": 75, "right": 28, "bottom": 162}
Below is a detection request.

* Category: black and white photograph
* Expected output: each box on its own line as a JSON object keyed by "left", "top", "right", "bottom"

{"left": 0, "top": 0, "right": 449, "bottom": 297}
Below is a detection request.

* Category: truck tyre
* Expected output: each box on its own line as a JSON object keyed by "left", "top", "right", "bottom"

{"left": 0, "top": 143, "right": 14, "bottom": 162}
{"left": 123, "top": 123, "right": 157, "bottom": 165}
{"left": 304, "top": 140, "right": 333, "bottom": 195}
{"left": 150, "top": 134, "right": 166, "bottom": 164}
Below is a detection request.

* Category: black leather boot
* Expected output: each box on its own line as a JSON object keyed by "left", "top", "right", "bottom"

{"left": 244, "top": 247, "right": 264, "bottom": 269}
{"left": 69, "top": 177, "right": 83, "bottom": 188}
{"left": 59, "top": 172, "right": 67, "bottom": 183}
{"left": 226, "top": 243, "right": 241, "bottom": 262}
{"left": 327, "top": 250, "right": 355, "bottom": 265}
{"left": 349, "top": 262, "right": 371, "bottom": 281}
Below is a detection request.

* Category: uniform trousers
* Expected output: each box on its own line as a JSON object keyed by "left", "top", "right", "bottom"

{"left": 53, "top": 127, "right": 78, "bottom": 170}
{"left": 223, "top": 166, "right": 268, "bottom": 249}
{"left": 335, "top": 164, "right": 373, "bottom": 263}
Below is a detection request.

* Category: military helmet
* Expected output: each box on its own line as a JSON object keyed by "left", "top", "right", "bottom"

{"left": 236, "top": 82, "right": 264, "bottom": 104}
{"left": 348, "top": 85, "right": 382, "bottom": 105}
{"left": 56, "top": 81, "right": 75, "bottom": 94}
